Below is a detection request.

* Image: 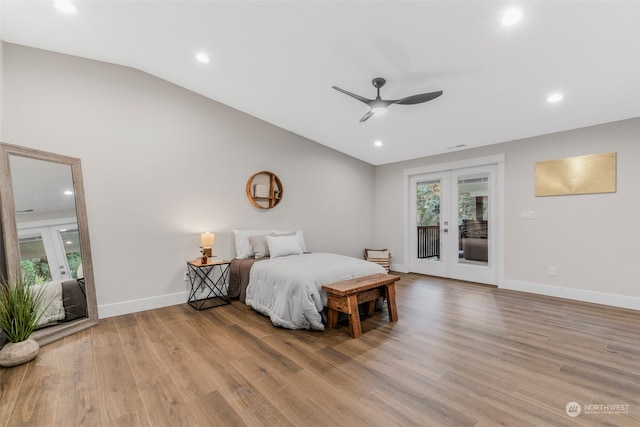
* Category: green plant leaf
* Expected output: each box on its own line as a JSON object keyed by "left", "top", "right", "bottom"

{"left": 0, "top": 277, "right": 52, "bottom": 343}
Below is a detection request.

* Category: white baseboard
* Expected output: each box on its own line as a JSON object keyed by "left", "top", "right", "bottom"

{"left": 97, "top": 277, "right": 638, "bottom": 319}
{"left": 98, "top": 291, "right": 188, "bottom": 319}
{"left": 501, "top": 279, "right": 639, "bottom": 311}
{"left": 390, "top": 263, "right": 408, "bottom": 273}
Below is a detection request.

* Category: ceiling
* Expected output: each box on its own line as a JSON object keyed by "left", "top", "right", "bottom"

{"left": 10, "top": 154, "right": 77, "bottom": 219}
{"left": 1, "top": 1, "right": 639, "bottom": 166}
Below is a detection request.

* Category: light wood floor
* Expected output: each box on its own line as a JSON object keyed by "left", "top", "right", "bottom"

{"left": 1, "top": 273, "right": 638, "bottom": 426}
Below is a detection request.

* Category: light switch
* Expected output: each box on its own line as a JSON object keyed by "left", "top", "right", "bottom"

{"left": 521, "top": 210, "right": 535, "bottom": 219}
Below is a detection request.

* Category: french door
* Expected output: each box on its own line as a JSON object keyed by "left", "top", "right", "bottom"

{"left": 410, "top": 165, "right": 497, "bottom": 285}
{"left": 18, "top": 223, "right": 81, "bottom": 283}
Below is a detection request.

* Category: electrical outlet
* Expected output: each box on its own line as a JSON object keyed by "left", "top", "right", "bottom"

{"left": 548, "top": 266, "right": 556, "bottom": 276}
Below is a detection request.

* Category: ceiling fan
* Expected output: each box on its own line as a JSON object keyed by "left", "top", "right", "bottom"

{"left": 332, "top": 77, "right": 443, "bottom": 122}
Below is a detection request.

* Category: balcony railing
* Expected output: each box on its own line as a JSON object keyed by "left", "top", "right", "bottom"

{"left": 417, "top": 225, "right": 440, "bottom": 259}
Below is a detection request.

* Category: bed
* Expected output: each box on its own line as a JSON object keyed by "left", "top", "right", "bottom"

{"left": 229, "top": 229, "right": 386, "bottom": 330}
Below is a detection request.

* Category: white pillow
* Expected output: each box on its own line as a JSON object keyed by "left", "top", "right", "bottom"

{"left": 266, "top": 234, "right": 303, "bottom": 258}
{"left": 233, "top": 229, "right": 271, "bottom": 259}
{"left": 271, "top": 230, "right": 307, "bottom": 252}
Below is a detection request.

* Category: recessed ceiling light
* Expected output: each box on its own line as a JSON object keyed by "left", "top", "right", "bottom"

{"left": 374, "top": 140, "right": 383, "bottom": 147}
{"left": 55, "top": 1, "right": 77, "bottom": 14}
{"left": 502, "top": 8, "right": 522, "bottom": 26}
{"left": 64, "top": 190, "right": 73, "bottom": 195}
{"left": 546, "top": 93, "right": 564, "bottom": 103}
{"left": 195, "top": 53, "right": 210, "bottom": 64}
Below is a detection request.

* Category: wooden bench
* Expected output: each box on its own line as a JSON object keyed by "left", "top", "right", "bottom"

{"left": 322, "top": 273, "right": 400, "bottom": 338}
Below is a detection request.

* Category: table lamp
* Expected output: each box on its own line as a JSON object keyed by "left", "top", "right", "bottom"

{"left": 200, "top": 232, "right": 215, "bottom": 257}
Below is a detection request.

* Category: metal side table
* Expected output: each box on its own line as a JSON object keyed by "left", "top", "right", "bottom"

{"left": 186, "top": 259, "right": 231, "bottom": 310}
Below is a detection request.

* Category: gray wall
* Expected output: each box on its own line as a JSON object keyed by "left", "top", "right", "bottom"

{"left": 375, "top": 118, "right": 639, "bottom": 305}
{"left": 1, "top": 43, "right": 376, "bottom": 314}
{"left": 2, "top": 42, "right": 638, "bottom": 314}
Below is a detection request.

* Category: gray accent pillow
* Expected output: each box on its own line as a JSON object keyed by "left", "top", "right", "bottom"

{"left": 249, "top": 234, "right": 272, "bottom": 259}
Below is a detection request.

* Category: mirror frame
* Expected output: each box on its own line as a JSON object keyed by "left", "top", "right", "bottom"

{"left": 0, "top": 142, "right": 98, "bottom": 345}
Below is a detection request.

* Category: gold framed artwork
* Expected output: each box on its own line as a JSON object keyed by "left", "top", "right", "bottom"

{"left": 534, "top": 152, "right": 616, "bottom": 197}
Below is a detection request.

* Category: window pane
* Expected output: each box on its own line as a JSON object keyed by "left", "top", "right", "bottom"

{"left": 416, "top": 179, "right": 441, "bottom": 260}
{"left": 458, "top": 175, "right": 489, "bottom": 265}
{"left": 19, "top": 235, "right": 52, "bottom": 284}
{"left": 60, "top": 229, "right": 82, "bottom": 279}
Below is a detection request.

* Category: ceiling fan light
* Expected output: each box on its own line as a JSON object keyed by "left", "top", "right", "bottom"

{"left": 371, "top": 106, "right": 387, "bottom": 115}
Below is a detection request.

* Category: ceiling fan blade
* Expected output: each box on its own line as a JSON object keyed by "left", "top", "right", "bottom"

{"left": 359, "top": 110, "right": 375, "bottom": 122}
{"left": 332, "top": 86, "right": 372, "bottom": 104}
{"left": 393, "top": 90, "right": 443, "bottom": 105}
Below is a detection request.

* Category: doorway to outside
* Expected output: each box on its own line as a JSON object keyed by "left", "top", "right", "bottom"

{"left": 405, "top": 155, "right": 504, "bottom": 285}
{"left": 18, "top": 223, "right": 81, "bottom": 284}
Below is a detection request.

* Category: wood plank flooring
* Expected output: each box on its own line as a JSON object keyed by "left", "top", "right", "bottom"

{"left": 1, "top": 273, "right": 638, "bottom": 426}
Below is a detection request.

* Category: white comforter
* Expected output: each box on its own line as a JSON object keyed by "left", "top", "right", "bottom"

{"left": 245, "top": 252, "right": 386, "bottom": 330}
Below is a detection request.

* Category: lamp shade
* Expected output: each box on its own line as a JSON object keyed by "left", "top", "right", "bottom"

{"left": 200, "top": 232, "right": 215, "bottom": 247}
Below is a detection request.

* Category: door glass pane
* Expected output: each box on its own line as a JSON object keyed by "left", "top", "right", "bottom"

{"left": 416, "top": 179, "right": 441, "bottom": 260}
{"left": 19, "top": 234, "right": 52, "bottom": 284}
{"left": 458, "top": 174, "right": 489, "bottom": 265}
{"left": 60, "top": 229, "right": 81, "bottom": 279}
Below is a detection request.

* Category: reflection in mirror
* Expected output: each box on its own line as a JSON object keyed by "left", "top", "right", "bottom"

{"left": 12, "top": 156, "right": 79, "bottom": 283}
{"left": 0, "top": 143, "right": 98, "bottom": 346}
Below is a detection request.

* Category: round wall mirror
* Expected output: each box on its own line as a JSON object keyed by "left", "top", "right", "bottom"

{"left": 246, "top": 171, "right": 283, "bottom": 209}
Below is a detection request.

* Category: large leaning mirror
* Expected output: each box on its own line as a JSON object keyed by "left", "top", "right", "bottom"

{"left": 0, "top": 143, "right": 98, "bottom": 345}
